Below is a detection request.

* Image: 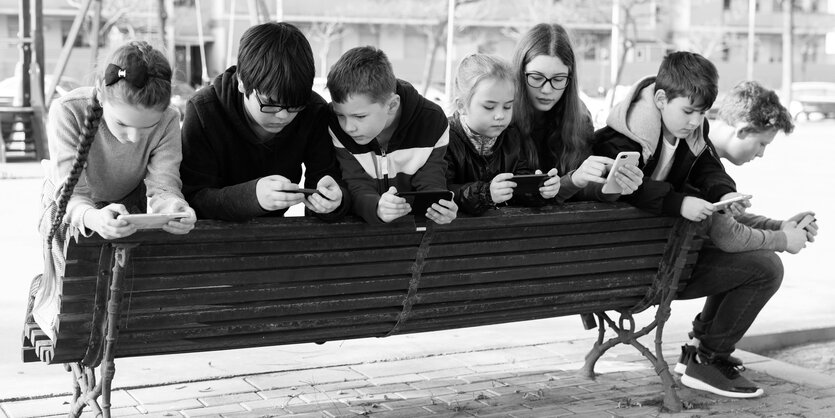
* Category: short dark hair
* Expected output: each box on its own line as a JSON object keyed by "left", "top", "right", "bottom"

{"left": 237, "top": 22, "right": 313, "bottom": 106}
{"left": 327, "top": 46, "right": 396, "bottom": 104}
{"left": 655, "top": 51, "right": 718, "bottom": 111}
{"left": 718, "top": 80, "right": 794, "bottom": 134}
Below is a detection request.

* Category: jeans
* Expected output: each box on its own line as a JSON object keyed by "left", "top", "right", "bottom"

{"left": 678, "top": 247, "right": 784, "bottom": 358}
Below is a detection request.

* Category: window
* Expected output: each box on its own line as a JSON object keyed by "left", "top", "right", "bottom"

{"left": 724, "top": 0, "right": 732, "bottom": 10}
{"left": 61, "top": 20, "right": 89, "bottom": 47}
{"left": 7, "top": 16, "right": 19, "bottom": 38}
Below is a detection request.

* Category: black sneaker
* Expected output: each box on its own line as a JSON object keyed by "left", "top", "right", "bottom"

{"left": 673, "top": 344, "right": 743, "bottom": 375}
{"left": 681, "top": 354, "right": 763, "bottom": 398}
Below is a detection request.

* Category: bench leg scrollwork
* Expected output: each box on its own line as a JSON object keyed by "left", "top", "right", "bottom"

{"left": 65, "top": 245, "right": 131, "bottom": 418}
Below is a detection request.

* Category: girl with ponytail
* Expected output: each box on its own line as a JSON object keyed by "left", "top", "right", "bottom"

{"left": 32, "top": 41, "right": 195, "bottom": 339}
{"left": 44, "top": 40, "right": 195, "bottom": 243}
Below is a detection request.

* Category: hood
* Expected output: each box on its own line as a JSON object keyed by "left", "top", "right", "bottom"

{"left": 210, "top": 66, "right": 251, "bottom": 136}
{"left": 606, "top": 76, "right": 706, "bottom": 160}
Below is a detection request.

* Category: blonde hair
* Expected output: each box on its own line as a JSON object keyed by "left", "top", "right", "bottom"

{"left": 454, "top": 54, "right": 515, "bottom": 109}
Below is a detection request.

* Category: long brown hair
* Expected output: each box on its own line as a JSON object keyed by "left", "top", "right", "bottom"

{"left": 512, "top": 23, "right": 591, "bottom": 173}
{"left": 47, "top": 41, "right": 172, "bottom": 247}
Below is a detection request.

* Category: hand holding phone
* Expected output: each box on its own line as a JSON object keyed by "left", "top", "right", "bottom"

{"left": 396, "top": 190, "right": 455, "bottom": 218}
{"left": 796, "top": 214, "right": 815, "bottom": 230}
{"left": 601, "top": 151, "right": 640, "bottom": 194}
{"left": 510, "top": 173, "right": 549, "bottom": 195}
{"left": 711, "top": 194, "right": 753, "bottom": 209}
{"left": 117, "top": 212, "right": 190, "bottom": 230}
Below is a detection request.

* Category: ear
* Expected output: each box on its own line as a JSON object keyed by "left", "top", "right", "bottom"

{"left": 653, "top": 89, "right": 668, "bottom": 110}
{"left": 387, "top": 94, "right": 401, "bottom": 114}
{"left": 455, "top": 97, "right": 467, "bottom": 115}
{"left": 734, "top": 122, "right": 752, "bottom": 140}
{"left": 236, "top": 75, "right": 246, "bottom": 95}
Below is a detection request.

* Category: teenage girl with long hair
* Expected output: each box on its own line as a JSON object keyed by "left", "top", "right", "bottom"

{"left": 512, "top": 23, "right": 642, "bottom": 200}
{"left": 32, "top": 41, "right": 196, "bottom": 339}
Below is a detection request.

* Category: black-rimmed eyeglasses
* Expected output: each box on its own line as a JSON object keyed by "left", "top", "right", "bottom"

{"left": 255, "top": 93, "right": 306, "bottom": 114}
{"left": 525, "top": 72, "right": 570, "bottom": 90}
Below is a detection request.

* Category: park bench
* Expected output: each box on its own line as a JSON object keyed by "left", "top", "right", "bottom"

{"left": 21, "top": 201, "right": 701, "bottom": 416}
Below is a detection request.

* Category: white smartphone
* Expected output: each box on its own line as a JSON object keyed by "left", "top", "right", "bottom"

{"left": 712, "top": 194, "right": 752, "bottom": 209}
{"left": 601, "top": 151, "right": 640, "bottom": 194}
{"left": 117, "top": 212, "right": 190, "bottom": 230}
{"left": 796, "top": 214, "right": 815, "bottom": 229}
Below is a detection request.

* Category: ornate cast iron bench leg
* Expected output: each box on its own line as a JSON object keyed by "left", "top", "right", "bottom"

{"left": 65, "top": 245, "right": 131, "bottom": 418}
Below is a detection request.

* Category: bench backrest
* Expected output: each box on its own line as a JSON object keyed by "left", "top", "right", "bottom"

{"left": 25, "top": 202, "right": 699, "bottom": 365}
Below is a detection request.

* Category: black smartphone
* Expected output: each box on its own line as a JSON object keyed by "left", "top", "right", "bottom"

{"left": 396, "top": 190, "right": 454, "bottom": 216}
{"left": 510, "top": 174, "right": 549, "bottom": 195}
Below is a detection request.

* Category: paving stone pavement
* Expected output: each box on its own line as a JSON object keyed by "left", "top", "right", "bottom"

{"left": 2, "top": 340, "right": 834, "bottom": 418}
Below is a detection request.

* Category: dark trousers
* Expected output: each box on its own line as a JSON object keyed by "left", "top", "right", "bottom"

{"left": 678, "top": 247, "right": 784, "bottom": 358}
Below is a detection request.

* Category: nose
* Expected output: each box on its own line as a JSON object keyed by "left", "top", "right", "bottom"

{"left": 343, "top": 120, "right": 357, "bottom": 133}
{"left": 540, "top": 82, "right": 555, "bottom": 93}
{"left": 494, "top": 111, "right": 505, "bottom": 121}
{"left": 273, "top": 109, "right": 290, "bottom": 119}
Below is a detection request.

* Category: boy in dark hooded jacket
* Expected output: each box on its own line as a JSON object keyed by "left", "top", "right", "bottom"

{"left": 180, "top": 22, "right": 349, "bottom": 222}
{"left": 593, "top": 52, "right": 783, "bottom": 399}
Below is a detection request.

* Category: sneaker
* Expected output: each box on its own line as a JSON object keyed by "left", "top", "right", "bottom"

{"left": 673, "top": 344, "right": 743, "bottom": 375}
{"left": 681, "top": 354, "right": 764, "bottom": 398}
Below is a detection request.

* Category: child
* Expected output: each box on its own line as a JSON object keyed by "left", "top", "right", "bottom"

{"left": 34, "top": 41, "right": 196, "bottom": 339}
{"left": 445, "top": 53, "right": 560, "bottom": 216}
{"left": 180, "top": 22, "right": 348, "bottom": 222}
{"left": 671, "top": 80, "right": 817, "bottom": 376}
{"left": 512, "top": 23, "right": 643, "bottom": 201}
{"left": 326, "top": 46, "right": 458, "bottom": 224}
{"left": 592, "top": 52, "right": 793, "bottom": 399}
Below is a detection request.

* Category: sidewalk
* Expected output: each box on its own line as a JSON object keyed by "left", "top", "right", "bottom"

{"left": 2, "top": 332, "right": 835, "bottom": 417}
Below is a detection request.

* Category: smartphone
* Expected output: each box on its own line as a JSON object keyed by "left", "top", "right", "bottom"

{"left": 510, "top": 174, "right": 550, "bottom": 195}
{"left": 797, "top": 214, "right": 815, "bottom": 229}
{"left": 601, "top": 151, "right": 640, "bottom": 194}
{"left": 281, "top": 188, "right": 330, "bottom": 200}
{"left": 712, "top": 194, "right": 753, "bottom": 209}
{"left": 117, "top": 212, "right": 189, "bottom": 230}
{"left": 396, "top": 190, "right": 454, "bottom": 216}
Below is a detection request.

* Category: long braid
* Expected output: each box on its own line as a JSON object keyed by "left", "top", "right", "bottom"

{"left": 47, "top": 91, "right": 103, "bottom": 249}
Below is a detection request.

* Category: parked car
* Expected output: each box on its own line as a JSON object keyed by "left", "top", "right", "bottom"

{"left": 788, "top": 82, "right": 835, "bottom": 120}
{"left": 0, "top": 75, "right": 81, "bottom": 140}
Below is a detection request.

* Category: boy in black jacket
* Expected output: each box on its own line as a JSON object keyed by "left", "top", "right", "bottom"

{"left": 594, "top": 52, "right": 780, "bottom": 399}
{"left": 180, "top": 22, "right": 349, "bottom": 222}
{"left": 327, "top": 46, "right": 457, "bottom": 224}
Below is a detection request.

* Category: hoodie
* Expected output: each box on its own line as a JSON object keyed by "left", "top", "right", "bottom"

{"left": 180, "top": 66, "right": 349, "bottom": 222}
{"left": 328, "top": 80, "right": 449, "bottom": 224}
{"left": 593, "top": 76, "right": 736, "bottom": 216}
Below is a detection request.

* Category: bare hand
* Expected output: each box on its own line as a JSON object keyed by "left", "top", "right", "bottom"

{"left": 426, "top": 198, "right": 458, "bottom": 225}
{"left": 572, "top": 156, "right": 612, "bottom": 188}
{"left": 490, "top": 172, "right": 515, "bottom": 204}
{"left": 84, "top": 203, "right": 137, "bottom": 239}
{"left": 538, "top": 168, "right": 560, "bottom": 199}
{"left": 303, "top": 175, "right": 343, "bottom": 214}
{"left": 785, "top": 211, "right": 818, "bottom": 242}
{"left": 256, "top": 175, "right": 304, "bottom": 211}
{"left": 681, "top": 196, "right": 715, "bottom": 222}
{"left": 718, "top": 192, "right": 751, "bottom": 216}
{"left": 376, "top": 186, "right": 411, "bottom": 223}
{"left": 781, "top": 221, "right": 808, "bottom": 254}
{"left": 612, "top": 163, "right": 643, "bottom": 195}
{"left": 159, "top": 202, "right": 196, "bottom": 235}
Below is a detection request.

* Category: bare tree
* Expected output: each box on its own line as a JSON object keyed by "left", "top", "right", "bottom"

{"left": 308, "top": 21, "right": 345, "bottom": 78}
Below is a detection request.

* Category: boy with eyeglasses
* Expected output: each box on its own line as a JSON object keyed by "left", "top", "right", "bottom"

{"left": 180, "top": 22, "right": 349, "bottom": 221}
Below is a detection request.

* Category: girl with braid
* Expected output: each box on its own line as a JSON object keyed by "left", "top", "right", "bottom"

{"left": 31, "top": 41, "right": 195, "bottom": 339}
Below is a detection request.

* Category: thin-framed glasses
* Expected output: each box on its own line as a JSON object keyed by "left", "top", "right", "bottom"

{"left": 525, "top": 72, "right": 570, "bottom": 90}
{"left": 255, "top": 93, "right": 306, "bottom": 114}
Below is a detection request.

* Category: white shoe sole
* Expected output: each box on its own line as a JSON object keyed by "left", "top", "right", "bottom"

{"left": 680, "top": 374, "right": 764, "bottom": 398}
{"left": 673, "top": 362, "right": 687, "bottom": 375}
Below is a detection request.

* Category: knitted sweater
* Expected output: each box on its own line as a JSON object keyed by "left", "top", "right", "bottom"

{"left": 703, "top": 212, "right": 788, "bottom": 252}
{"left": 46, "top": 87, "right": 185, "bottom": 234}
